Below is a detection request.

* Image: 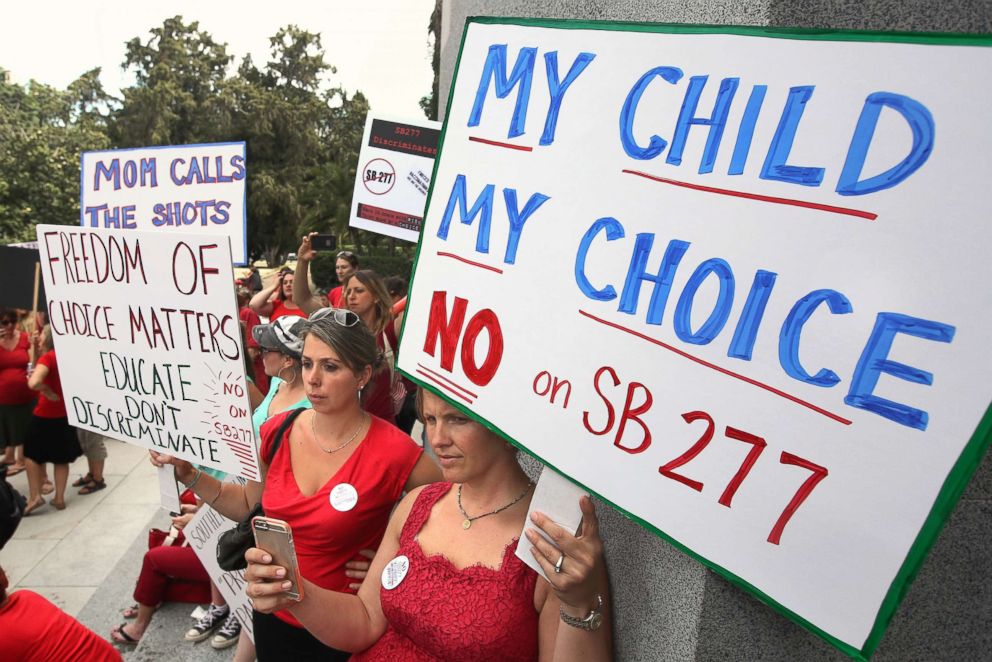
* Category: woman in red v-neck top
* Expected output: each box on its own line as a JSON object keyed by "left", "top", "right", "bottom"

{"left": 152, "top": 310, "right": 441, "bottom": 661}
{"left": 245, "top": 390, "right": 614, "bottom": 662}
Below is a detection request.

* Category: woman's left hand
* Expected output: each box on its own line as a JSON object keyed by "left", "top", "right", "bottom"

{"left": 344, "top": 548, "right": 376, "bottom": 590}
{"left": 525, "top": 495, "right": 606, "bottom": 612}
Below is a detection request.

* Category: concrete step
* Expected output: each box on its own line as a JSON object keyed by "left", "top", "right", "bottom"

{"left": 74, "top": 509, "right": 238, "bottom": 661}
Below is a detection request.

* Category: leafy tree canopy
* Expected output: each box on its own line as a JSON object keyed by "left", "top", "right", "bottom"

{"left": 0, "top": 15, "right": 423, "bottom": 265}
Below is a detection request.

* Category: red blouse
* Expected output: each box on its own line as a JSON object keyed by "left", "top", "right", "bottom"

{"left": 0, "top": 590, "right": 122, "bottom": 661}
{"left": 268, "top": 299, "right": 306, "bottom": 322}
{"left": 259, "top": 411, "right": 421, "bottom": 627}
{"left": 33, "top": 350, "right": 65, "bottom": 419}
{"left": 352, "top": 483, "right": 540, "bottom": 662}
{"left": 0, "top": 332, "right": 33, "bottom": 405}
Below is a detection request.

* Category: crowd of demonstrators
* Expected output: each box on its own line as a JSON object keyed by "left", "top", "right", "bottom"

{"left": 23, "top": 325, "right": 81, "bottom": 514}
{"left": 152, "top": 310, "right": 441, "bottom": 660}
{"left": 250, "top": 268, "right": 306, "bottom": 322}
{"left": 293, "top": 235, "right": 411, "bottom": 429}
{"left": 247, "top": 388, "right": 613, "bottom": 660}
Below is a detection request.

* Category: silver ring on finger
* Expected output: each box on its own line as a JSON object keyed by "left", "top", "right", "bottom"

{"left": 554, "top": 553, "right": 565, "bottom": 574}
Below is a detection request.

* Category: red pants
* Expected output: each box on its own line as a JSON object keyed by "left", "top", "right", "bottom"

{"left": 133, "top": 544, "right": 211, "bottom": 606}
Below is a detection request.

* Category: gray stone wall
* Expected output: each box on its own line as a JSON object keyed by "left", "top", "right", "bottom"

{"left": 439, "top": 3, "right": 991, "bottom": 659}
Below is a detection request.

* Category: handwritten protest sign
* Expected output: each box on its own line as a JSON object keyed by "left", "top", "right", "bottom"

{"left": 186, "top": 486, "right": 253, "bottom": 642}
{"left": 35, "top": 224, "right": 260, "bottom": 480}
{"left": 349, "top": 114, "right": 441, "bottom": 242}
{"left": 80, "top": 143, "right": 248, "bottom": 265}
{"left": 396, "top": 20, "right": 992, "bottom": 659}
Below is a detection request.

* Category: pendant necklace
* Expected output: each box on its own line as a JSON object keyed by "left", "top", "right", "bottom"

{"left": 457, "top": 482, "right": 533, "bottom": 530}
{"left": 311, "top": 411, "right": 367, "bottom": 454}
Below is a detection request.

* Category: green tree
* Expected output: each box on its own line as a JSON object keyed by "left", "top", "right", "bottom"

{"left": 111, "top": 16, "right": 233, "bottom": 147}
{"left": 0, "top": 68, "right": 112, "bottom": 243}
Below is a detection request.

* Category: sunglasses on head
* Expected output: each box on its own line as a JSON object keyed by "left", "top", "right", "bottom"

{"left": 309, "top": 308, "right": 360, "bottom": 327}
{"left": 337, "top": 251, "right": 355, "bottom": 259}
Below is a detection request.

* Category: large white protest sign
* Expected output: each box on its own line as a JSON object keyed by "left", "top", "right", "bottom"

{"left": 36, "top": 224, "right": 260, "bottom": 481}
{"left": 349, "top": 115, "right": 441, "bottom": 242}
{"left": 396, "top": 20, "right": 992, "bottom": 659}
{"left": 186, "top": 494, "right": 253, "bottom": 641}
{"left": 81, "top": 142, "right": 248, "bottom": 265}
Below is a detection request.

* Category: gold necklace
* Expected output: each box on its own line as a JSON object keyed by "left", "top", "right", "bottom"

{"left": 457, "top": 482, "right": 533, "bottom": 530}
{"left": 311, "top": 411, "right": 367, "bottom": 454}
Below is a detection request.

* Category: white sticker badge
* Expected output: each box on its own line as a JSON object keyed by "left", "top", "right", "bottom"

{"left": 329, "top": 483, "right": 358, "bottom": 512}
{"left": 382, "top": 555, "right": 410, "bottom": 590}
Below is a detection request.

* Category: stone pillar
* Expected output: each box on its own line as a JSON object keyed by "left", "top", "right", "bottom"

{"left": 438, "top": 2, "right": 991, "bottom": 659}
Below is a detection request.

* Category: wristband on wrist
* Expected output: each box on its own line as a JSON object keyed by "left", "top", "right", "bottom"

{"left": 184, "top": 468, "right": 203, "bottom": 490}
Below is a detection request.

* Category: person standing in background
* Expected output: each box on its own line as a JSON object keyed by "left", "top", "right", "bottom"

{"left": 0, "top": 308, "right": 34, "bottom": 477}
{"left": 23, "top": 326, "right": 81, "bottom": 514}
{"left": 328, "top": 251, "right": 359, "bottom": 308}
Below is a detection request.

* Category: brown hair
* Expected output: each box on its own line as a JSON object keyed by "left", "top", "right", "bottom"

{"left": 347, "top": 270, "right": 393, "bottom": 336}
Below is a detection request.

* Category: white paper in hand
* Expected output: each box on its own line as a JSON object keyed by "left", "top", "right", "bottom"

{"left": 157, "top": 464, "right": 182, "bottom": 514}
{"left": 514, "top": 468, "right": 588, "bottom": 581}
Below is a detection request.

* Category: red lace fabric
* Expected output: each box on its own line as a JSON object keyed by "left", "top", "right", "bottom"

{"left": 352, "top": 482, "right": 540, "bottom": 661}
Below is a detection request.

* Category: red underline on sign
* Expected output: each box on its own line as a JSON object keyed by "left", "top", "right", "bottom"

{"left": 578, "top": 309, "right": 853, "bottom": 425}
{"left": 417, "top": 363, "right": 479, "bottom": 400}
{"left": 416, "top": 369, "right": 475, "bottom": 405}
{"left": 469, "top": 136, "right": 533, "bottom": 152}
{"left": 437, "top": 251, "right": 504, "bottom": 274}
{"left": 621, "top": 169, "right": 878, "bottom": 221}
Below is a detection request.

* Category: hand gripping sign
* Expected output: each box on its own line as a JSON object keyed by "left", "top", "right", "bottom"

{"left": 395, "top": 19, "right": 992, "bottom": 659}
{"left": 36, "top": 224, "right": 260, "bottom": 481}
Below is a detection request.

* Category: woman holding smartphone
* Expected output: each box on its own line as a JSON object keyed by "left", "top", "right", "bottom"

{"left": 151, "top": 310, "right": 441, "bottom": 661}
{"left": 245, "top": 389, "right": 613, "bottom": 661}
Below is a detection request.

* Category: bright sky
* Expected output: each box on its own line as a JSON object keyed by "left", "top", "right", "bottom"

{"left": 1, "top": 0, "right": 435, "bottom": 117}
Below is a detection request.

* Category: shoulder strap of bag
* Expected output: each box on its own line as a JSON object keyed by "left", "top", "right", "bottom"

{"left": 263, "top": 407, "right": 307, "bottom": 465}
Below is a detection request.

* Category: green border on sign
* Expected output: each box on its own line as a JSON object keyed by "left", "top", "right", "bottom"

{"left": 396, "top": 17, "right": 992, "bottom": 661}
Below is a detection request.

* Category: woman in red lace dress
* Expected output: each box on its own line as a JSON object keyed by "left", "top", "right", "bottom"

{"left": 246, "top": 390, "right": 613, "bottom": 661}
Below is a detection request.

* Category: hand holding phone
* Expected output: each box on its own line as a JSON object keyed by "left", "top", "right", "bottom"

{"left": 252, "top": 516, "right": 304, "bottom": 601}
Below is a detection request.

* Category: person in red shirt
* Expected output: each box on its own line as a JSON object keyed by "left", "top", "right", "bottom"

{"left": 152, "top": 310, "right": 442, "bottom": 661}
{"left": 0, "top": 565, "right": 122, "bottom": 662}
{"left": 238, "top": 287, "right": 270, "bottom": 395}
{"left": 344, "top": 271, "right": 406, "bottom": 427}
{"left": 0, "top": 307, "right": 35, "bottom": 475}
{"left": 245, "top": 389, "right": 613, "bottom": 661}
{"left": 23, "top": 326, "right": 81, "bottom": 514}
{"left": 250, "top": 269, "right": 306, "bottom": 322}
{"left": 328, "top": 250, "right": 360, "bottom": 308}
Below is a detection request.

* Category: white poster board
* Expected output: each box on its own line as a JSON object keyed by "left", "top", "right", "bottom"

{"left": 185, "top": 496, "right": 254, "bottom": 642}
{"left": 396, "top": 19, "right": 992, "bottom": 659}
{"left": 80, "top": 142, "right": 248, "bottom": 265}
{"left": 36, "top": 224, "right": 261, "bottom": 481}
{"left": 349, "top": 114, "right": 441, "bottom": 242}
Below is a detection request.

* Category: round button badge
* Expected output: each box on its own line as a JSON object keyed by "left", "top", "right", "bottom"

{"left": 381, "top": 555, "right": 410, "bottom": 590}
{"left": 329, "top": 483, "right": 358, "bottom": 512}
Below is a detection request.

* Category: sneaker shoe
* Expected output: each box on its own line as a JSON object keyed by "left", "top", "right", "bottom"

{"left": 184, "top": 604, "right": 229, "bottom": 642}
{"left": 210, "top": 613, "right": 242, "bottom": 649}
